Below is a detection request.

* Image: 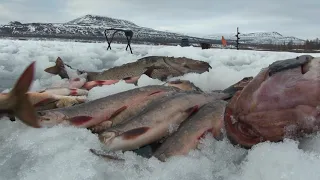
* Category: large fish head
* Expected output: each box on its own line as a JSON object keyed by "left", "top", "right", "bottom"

{"left": 165, "top": 57, "right": 212, "bottom": 73}
{"left": 224, "top": 55, "right": 320, "bottom": 148}
{"left": 37, "top": 110, "right": 67, "bottom": 127}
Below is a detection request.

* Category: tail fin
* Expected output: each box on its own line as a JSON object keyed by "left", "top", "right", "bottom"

{"left": 44, "top": 57, "right": 69, "bottom": 79}
{"left": 8, "top": 61, "right": 40, "bottom": 128}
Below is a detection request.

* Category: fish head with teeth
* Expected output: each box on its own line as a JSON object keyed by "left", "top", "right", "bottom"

{"left": 37, "top": 110, "right": 67, "bottom": 127}
{"left": 224, "top": 55, "right": 320, "bottom": 148}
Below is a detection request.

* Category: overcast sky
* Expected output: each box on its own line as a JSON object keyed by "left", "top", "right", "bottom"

{"left": 0, "top": 0, "right": 319, "bottom": 39}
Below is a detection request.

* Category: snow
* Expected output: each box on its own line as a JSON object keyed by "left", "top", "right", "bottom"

{"left": 0, "top": 39, "right": 320, "bottom": 180}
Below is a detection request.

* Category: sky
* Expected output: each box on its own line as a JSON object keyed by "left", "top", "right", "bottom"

{"left": 0, "top": 0, "right": 319, "bottom": 39}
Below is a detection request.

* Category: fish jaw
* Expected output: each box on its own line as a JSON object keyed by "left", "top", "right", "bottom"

{"left": 224, "top": 55, "right": 320, "bottom": 148}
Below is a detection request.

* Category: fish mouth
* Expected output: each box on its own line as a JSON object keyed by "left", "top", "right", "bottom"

{"left": 224, "top": 107, "right": 263, "bottom": 149}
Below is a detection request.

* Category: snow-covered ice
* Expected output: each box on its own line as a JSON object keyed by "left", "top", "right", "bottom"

{"left": 0, "top": 39, "right": 320, "bottom": 180}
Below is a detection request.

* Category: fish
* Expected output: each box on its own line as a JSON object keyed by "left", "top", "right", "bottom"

{"left": 223, "top": 55, "right": 320, "bottom": 148}
{"left": 29, "top": 93, "right": 87, "bottom": 111}
{"left": 44, "top": 56, "right": 212, "bottom": 81}
{"left": 164, "top": 79, "right": 203, "bottom": 92}
{"left": 6, "top": 92, "right": 86, "bottom": 122}
{"left": 38, "top": 87, "right": 89, "bottom": 96}
{"left": 82, "top": 64, "right": 164, "bottom": 90}
{"left": 153, "top": 100, "right": 227, "bottom": 161}
{"left": 97, "top": 91, "right": 229, "bottom": 152}
{"left": 0, "top": 61, "right": 39, "bottom": 128}
{"left": 37, "top": 85, "right": 182, "bottom": 129}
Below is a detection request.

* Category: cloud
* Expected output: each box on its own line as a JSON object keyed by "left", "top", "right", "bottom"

{"left": 0, "top": 0, "right": 68, "bottom": 23}
{"left": 0, "top": 0, "right": 319, "bottom": 39}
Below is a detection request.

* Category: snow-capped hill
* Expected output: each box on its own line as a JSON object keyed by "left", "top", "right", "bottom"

{"left": 204, "top": 31, "right": 305, "bottom": 45}
{"left": 243, "top": 32, "right": 283, "bottom": 37}
{"left": 0, "top": 14, "right": 212, "bottom": 44}
{"left": 0, "top": 15, "right": 305, "bottom": 46}
{"left": 66, "top": 14, "right": 139, "bottom": 28}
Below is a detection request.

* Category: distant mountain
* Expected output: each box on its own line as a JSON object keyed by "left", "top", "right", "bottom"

{"left": 204, "top": 31, "right": 305, "bottom": 45}
{"left": 0, "top": 15, "right": 306, "bottom": 46}
{"left": 0, "top": 14, "right": 216, "bottom": 45}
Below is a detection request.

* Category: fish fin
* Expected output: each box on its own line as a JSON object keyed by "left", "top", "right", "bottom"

{"left": 185, "top": 105, "right": 199, "bottom": 116}
{"left": 9, "top": 62, "right": 39, "bottom": 128}
{"left": 121, "top": 127, "right": 150, "bottom": 140}
{"left": 122, "top": 77, "right": 138, "bottom": 86}
{"left": 55, "top": 57, "right": 65, "bottom": 67}
{"left": 34, "top": 98, "right": 58, "bottom": 108}
{"left": 69, "top": 116, "right": 93, "bottom": 126}
{"left": 44, "top": 66, "right": 59, "bottom": 75}
{"left": 89, "top": 149, "right": 125, "bottom": 161}
{"left": 109, "top": 106, "right": 128, "bottom": 119}
{"left": 122, "top": 77, "right": 132, "bottom": 80}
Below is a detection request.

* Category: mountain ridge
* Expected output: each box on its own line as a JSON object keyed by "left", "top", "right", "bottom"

{"left": 0, "top": 14, "right": 306, "bottom": 45}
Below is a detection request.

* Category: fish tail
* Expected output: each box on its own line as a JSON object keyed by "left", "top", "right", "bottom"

{"left": 44, "top": 57, "right": 64, "bottom": 75}
{"left": 8, "top": 61, "right": 40, "bottom": 128}
{"left": 44, "top": 57, "right": 70, "bottom": 79}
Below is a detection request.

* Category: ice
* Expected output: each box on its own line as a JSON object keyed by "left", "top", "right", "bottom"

{"left": 0, "top": 39, "right": 320, "bottom": 180}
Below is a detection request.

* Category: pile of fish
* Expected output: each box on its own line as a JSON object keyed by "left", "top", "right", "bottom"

{"left": 1, "top": 54, "right": 319, "bottom": 162}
